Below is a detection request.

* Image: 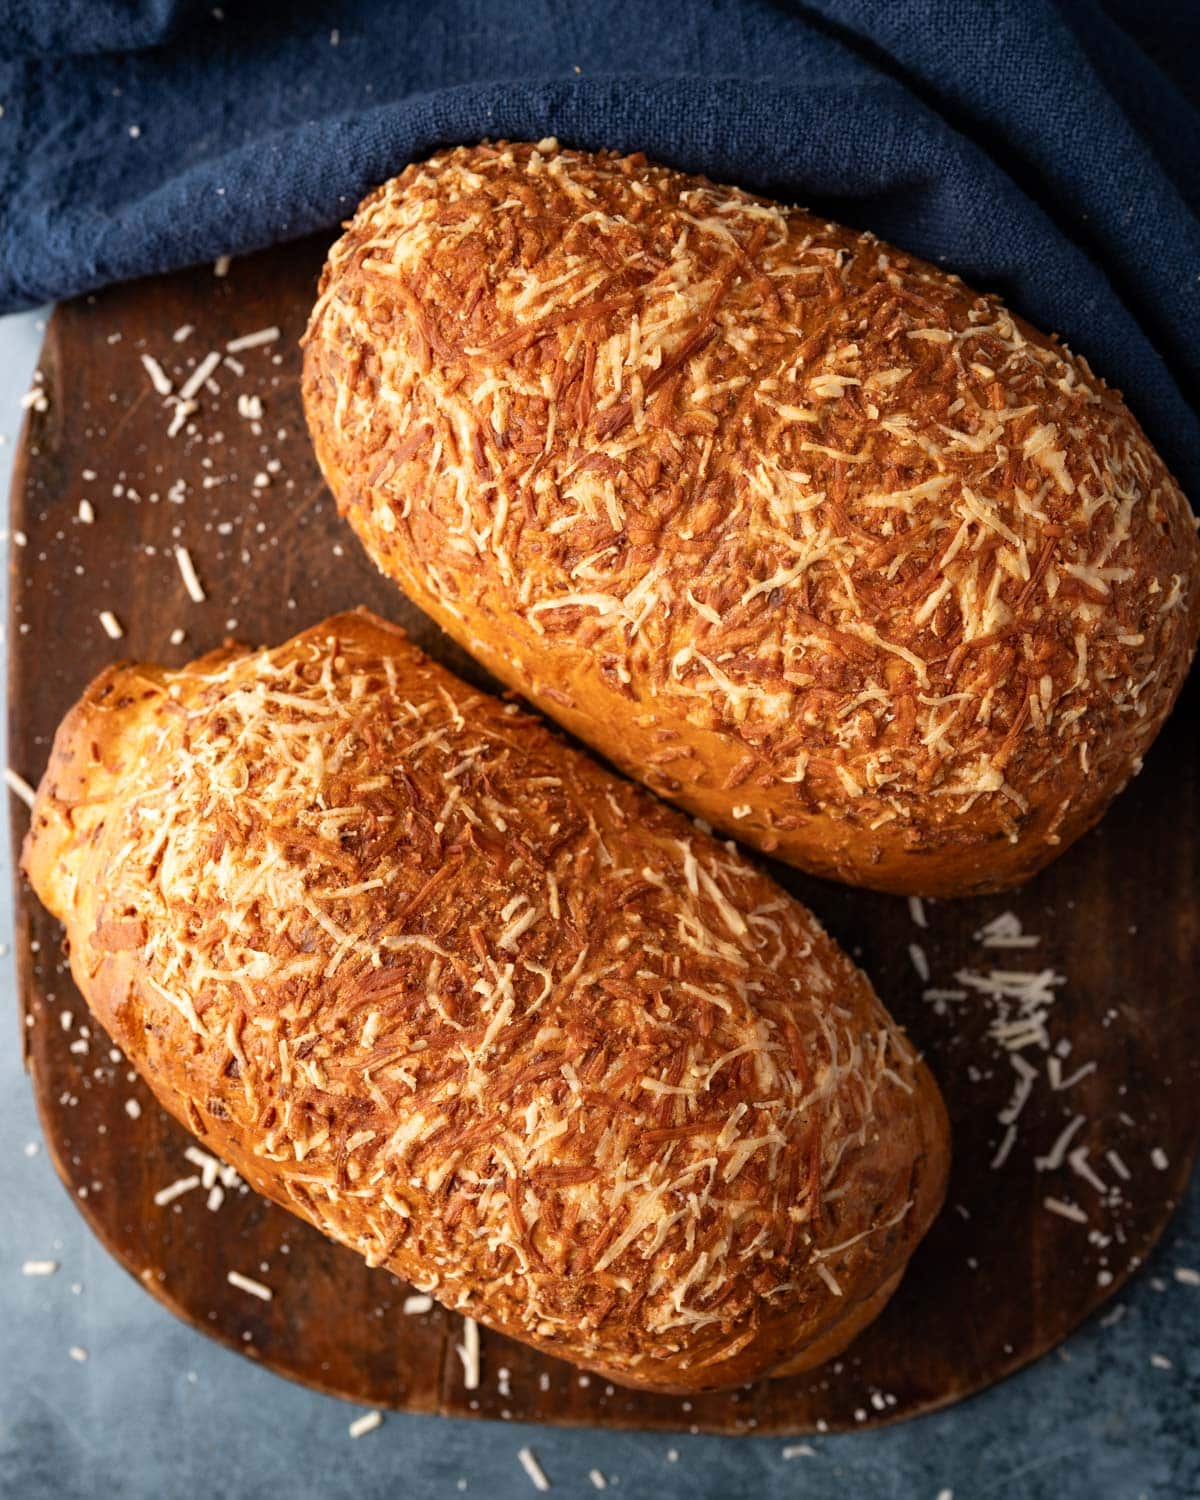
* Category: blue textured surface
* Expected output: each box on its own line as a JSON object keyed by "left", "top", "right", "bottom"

{"left": 0, "top": 0, "right": 1198, "bottom": 501}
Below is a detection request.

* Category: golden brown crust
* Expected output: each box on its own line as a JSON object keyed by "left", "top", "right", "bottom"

{"left": 302, "top": 141, "right": 1200, "bottom": 896}
{"left": 23, "top": 609, "right": 947, "bottom": 1393}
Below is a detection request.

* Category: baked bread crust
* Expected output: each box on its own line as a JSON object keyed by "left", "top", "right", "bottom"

{"left": 23, "top": 610, "right": 946, "bottom": 1394}
{"left": 303, "top": 141, "right": 1200, "bottom": 896}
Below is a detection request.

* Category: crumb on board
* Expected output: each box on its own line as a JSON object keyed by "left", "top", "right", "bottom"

{"left": 226, "top": 326, "right": 280, "bottom": 352}
{"left": 153, "top": 1175, "right": 200, "bottom": 1207}
{"left": 226, "top": 1270, "right": 272, "bottom": 1302}
{"left": 456, "top": 1316, "right": 481, "bottom": 1389}
{"left": 174, "top": 544, "right": 206, "bottom": 602}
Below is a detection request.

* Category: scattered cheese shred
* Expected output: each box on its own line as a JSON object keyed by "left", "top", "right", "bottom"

{"left": 4, "top": 768, "right": 36, "bottom": 807}
{"left": 348, "top": 1410, "right": 383, "bottom": 1438}
{"left": 167, "top": 399, "right": 196, "bottom": 437}
{"left": 226, "top": 326, "right": 281, "bottom": 353}
{"left": 1067, "top": 1147, "right": 1106, "bottom": 1194}
{"left": 153, "top": 1175, "right": 200, "bottom": 1206}
{"left": 517, "top": 1448, "right": 550, "bottom": 1492}
{"left": 1043, "top": 1196, "right": 1088, "bottom": 1225}
{"left": 227, "top": 1269, "right": 273, "bottom": 1301}
{"left": 178, "top": 351, "right": 222, "bottom": 403}
{"left": 21, "top": 1259, "right": 59, "bottom": 1276}
{"left": 140, "top": 354, "right": 173, "bottom": 397}
{"left": 99, "top": 610, "right": 124, "bottom": 640}
{"left": 989, "top": 1123, "right": 1018, "bottom": 1171}
{"left": 174, "top": 545, "right": 206, "bottom": 603}
{"left": 456, "top": 1315, "right": 481, "bottom": 1389}
{"left": 976, "top": 912, "right": 1041, "bottom": 948}
{"left": 1034, "top": 1113, "right": 1086, "bottom": 1173}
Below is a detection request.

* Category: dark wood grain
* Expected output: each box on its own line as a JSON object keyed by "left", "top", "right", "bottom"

{"left": 7, "top": 237, "right": 1199, "bottom": 1435}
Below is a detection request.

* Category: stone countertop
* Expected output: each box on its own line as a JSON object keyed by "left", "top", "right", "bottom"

{"left": 0, "top": 306, "right": 1196, "bottom": 1500}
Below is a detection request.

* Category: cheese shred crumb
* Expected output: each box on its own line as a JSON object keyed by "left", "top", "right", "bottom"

{"left": 226, "top": 1269, "right": 273, "bottom": 1301}
{"left": 174, "top": 545, "right": 206, "bottom": 603}
{"left": 4, "top": 768, "right": 36, "bottom": 807}
{"left": 517, "top": 1447, "right": 550, "bottom": 1492}
{"left": 153, "top": 1175, "right": 200, "bottom": 1206}
{"left": 140, "top": 354, "right": 173, "bottom": 397}
{"left": 1043, "top": 1195, "right": 1088, "bottom": 1225}
{"left": 226, "top": 326, "right": 281, "bottom": 353}
{"left": 178, "top": 351, "right": 221, "bottom": 404}
{"left": 456, "top": 1315, "right": 481, "bottom": 1389}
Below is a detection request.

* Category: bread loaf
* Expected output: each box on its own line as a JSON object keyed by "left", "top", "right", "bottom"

{"left": 303, "top": 141, "right": 1200, "bottom": 896}
{"left": 23, "top": 610, "right": 947, "bottom": 1393}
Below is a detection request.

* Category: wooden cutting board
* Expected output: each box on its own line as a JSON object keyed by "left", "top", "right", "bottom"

{"left": 7, "top": 236, "right": 1199, "bottom": 1436}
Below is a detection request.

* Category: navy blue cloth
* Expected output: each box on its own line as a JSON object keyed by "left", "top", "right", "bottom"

{"left": 1, "top": 0, "right": 1197, "bottom": 496}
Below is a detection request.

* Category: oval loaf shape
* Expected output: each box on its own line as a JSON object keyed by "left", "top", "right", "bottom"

{"left": 303, "top": 141, "right": 1200, "bottom": 897}
{"left": 24, "top": 611, "right": 946, "bottom": 1394}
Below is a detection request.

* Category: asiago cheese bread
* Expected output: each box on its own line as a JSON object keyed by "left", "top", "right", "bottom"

{"left": 302, "top": 141, "right": 1200, "bottom": 897}
{"left": 23, "top": 610, "right": 947, "bottom": 1394}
